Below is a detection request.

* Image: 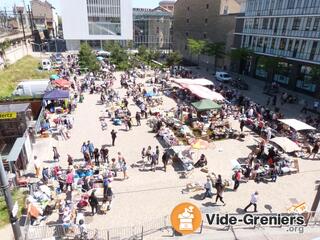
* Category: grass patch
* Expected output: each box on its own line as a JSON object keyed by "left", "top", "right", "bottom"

{"left": 0, "top": 189, "right": 26, "bottom": 228}
{"left": 0, "top": 55, "right": 55, "bottom": 98}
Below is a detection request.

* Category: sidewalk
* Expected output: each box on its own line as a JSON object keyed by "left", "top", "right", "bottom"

{"left": 188, "top": 66, "right": 317, "bottom": 118}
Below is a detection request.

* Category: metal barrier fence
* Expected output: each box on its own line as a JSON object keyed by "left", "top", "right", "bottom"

{"left": 25, "top": 215, "right": 171, "bottom": 240}
{"left": 25, "top": 212, "right": 320, "bottom": 240}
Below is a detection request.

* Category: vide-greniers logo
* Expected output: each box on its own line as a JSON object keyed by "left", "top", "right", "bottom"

{"left": 170, "top": 202, "right": 202, "bottom": 235}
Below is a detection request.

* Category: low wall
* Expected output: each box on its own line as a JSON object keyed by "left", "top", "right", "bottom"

{"left": 4, "top": 43, "right": 32, "bottom": 65}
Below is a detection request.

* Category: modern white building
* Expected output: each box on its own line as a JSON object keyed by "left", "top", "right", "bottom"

{"left": 61, "top": 0, "right": 133, "bottom": 50}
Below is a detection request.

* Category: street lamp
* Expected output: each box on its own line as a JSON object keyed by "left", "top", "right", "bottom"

{"left": 0, "top": 155, "right": 22, "bottom": 240}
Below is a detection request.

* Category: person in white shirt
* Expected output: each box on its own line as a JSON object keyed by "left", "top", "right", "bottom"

{"left": 202, "top": 178, "right": 213, "bottom": 200}
{"left": 244, "top": 191, "right": 258, "bottom": 212}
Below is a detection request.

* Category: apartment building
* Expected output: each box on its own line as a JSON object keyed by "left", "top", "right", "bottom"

{"left": 234, "top": 0, "right": 320, "bottom": 95}
{"left": 30, "top": 0, "right": 59, "bottom": 36}
{"left": 61, "top": 0, "right": 133, "bottom": 50}
{"left": 173, "top": 0, "right": 242, "bottom": 69}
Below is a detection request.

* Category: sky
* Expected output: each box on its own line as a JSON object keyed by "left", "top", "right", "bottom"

{"left": 1, "top": 0, "right": 161, "bottom": 13}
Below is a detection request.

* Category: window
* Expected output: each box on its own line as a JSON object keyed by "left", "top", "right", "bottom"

{"left": 185, "top": 32, "right": 189, "bottom": 37}
{"left": 203, "top": 33, "right": 207, "bottom": 39}
{"left": 276, "top": 0, "right": 283, "bottom": 8}
{"left": 262, "top": 18, "right": 268, "bottom": 29}
{"left": 282, "top": 18, "right": 288, "bottom": 32}
{"left": 304, "top": 0, "right": 309, "bottom": 7}
{"left": 310, "top": 0, "right": 320, "bottom": 7}
{"left": 253, "top": 18, "right": 259, "bottom": 29}
{"left": 287, "top": 39, "right": 293, "bottom": 51}
{"left": 206, "top": 4, "right": 209, "bottom": 9}
{"left": 279, "top": 39, "right": 287, "bottom": 50}
{"left": 186, "top": 18, "right": 190, "bottom": 23}
{"left": 257, "top": 37, "right": 263, "bottom": 47}
{"left": 292, "top": 18, "right": 301, "bottom": 30}
{"left": 310, "top": 41, "right": 318, "bottom": 60}
{"left": 187, "top": 6, "right": 190, "bottom": 11}
{"left": 305, "top": 18, "right": 312, "bottom": 31}
{"left": 313, "top": 18, "right": 320, "bottom": 31}
{"left": 274, "top": 18, "right": 279, "bottom": 33}
{"left": 269, "top": 18, "right": 274, "bottom": 30}
{"left": 287, "top": 0, "right": 295, "bottom": 8}
{"left": 223, "top": 6, "right": 228, "bottom": 15}
{"left": 205, "top": 18, "right": 208, "bottom": 24}
{"left": 271, "top": 38, "right": 276, "bottom": 49}
{"left": 300, "top": 40, "right": 307, "bottom": 52}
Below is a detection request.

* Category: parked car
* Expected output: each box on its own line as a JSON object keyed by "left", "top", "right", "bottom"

{"left": 215, "top": 72, "right": 232, "bottom": 82}
{"left": 41, "top": 59, "right": 52, "bottom": 70}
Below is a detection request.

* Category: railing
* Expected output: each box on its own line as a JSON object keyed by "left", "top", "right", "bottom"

{"left": 24, "top": 212, "right": 320, "bottom": 240}
{"left": 25, "top": 215, "right": 171, "bottom": 240}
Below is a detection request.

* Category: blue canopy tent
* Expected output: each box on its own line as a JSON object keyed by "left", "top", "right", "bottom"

{"left": 43, "top": 89, "right": 69, "bottom": 100}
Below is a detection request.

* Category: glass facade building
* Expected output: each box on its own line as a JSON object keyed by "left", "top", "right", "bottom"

{"left": 234, "top": 0, "right": 320, "bottom": 95}
{"left": 87, "top": 0, "right": 121, "bottom": 36}
{"left": 133, "top": 8, "right": 173, "bottom": 49}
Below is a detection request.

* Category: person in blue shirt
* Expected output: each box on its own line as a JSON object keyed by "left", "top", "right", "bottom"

{"left": 87, "top": 141, "right": 95, "bottom": 159}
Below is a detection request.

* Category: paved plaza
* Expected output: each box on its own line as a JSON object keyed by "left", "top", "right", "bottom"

{"left": 1, "top": 69, "right": 319, "bottom": 240}
{"left": 31, "top": 70, "right": 320, "bottom": 231}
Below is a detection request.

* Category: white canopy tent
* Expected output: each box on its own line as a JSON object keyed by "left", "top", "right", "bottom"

{"left": 279, "top": 119, "right": 316, "bottom": 131}
{"left": 172, "top": 78, "right": 214, "bottom": 86}
{"left": 183, "top": 84, "right": 225, "bottom": 101}
{"left": 270, "top": 137, "right": 301, "bottom": 153}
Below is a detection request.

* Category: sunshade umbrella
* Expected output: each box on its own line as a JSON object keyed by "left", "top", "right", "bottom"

{"left": 144, "top": 92, "right": 155, "bottom": 97}
{"left": 53, "top": 79, "right": 71, "bottom": 88}
{"left": 190, "top": 139, "right": 209, "bottom": 150}
{"left": 50, "top": 74, "right": 60, "bottom": 80}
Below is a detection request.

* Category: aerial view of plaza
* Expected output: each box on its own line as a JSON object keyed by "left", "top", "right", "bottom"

{"left": 0, "top": 0, "right": 320, "bottom": 239}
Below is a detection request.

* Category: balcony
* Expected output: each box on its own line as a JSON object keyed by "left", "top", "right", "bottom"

{"left": 242, "top": 28, "right": 320, "bottom": 39}
{"left": 248, "top": 47, "right": 320, "bottom": 64}
{"left": 246, "top": 7, "right": 320, "bottom": 17}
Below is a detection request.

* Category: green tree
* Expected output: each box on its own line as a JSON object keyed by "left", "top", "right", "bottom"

{"left": 259, "top": 56, "right": 280, "bottom": 82}
{"left": 104, "top": 41, "right": 129, "bottom": 70}
{"left": 204, "top": 42, "right": 225, "bottom": 71}
{"left": 78, "top": 43, "right": 100, "bottom": 72}
{"left": 0, "top": 39, "right": 11, "bottom": 67}
{"left": 138, "top": 45, "right": 147, "bottom": 58}
{"left": 187, "top": 38, "right": 206, "bottom": 65}
{"left": 166, "top": 51, "right": 182, "bottom": 67}
{"left": 310, "top": 66, "right": 320, "bottom": 83}
{"left": 230, "top": 48, "right": 253, "bottom": 74}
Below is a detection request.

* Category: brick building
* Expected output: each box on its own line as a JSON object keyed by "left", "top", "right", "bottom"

{"left": 173, "top": 0, "right": 242, "bottom": 69}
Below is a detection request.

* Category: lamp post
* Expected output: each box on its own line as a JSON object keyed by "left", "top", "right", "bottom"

{"left": 18, "top": 10, "right": 26, "bottom": 44}
{"left": 0, "top": 155, "right": 23, "bottom": 240}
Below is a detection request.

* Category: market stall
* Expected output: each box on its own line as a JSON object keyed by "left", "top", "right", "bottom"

{"left": 183, "top": 84, "right": 225, "bottom": 101}
{"left": 270, "top": 137, "right": 301, "bottom": 153}
{"left": 172, "top": 78, "right": 214, "bottom": 86}
{"left": 278, "top": 119, "right": 316, "bottom": 131}
{"left": 191, "top": 99, "right": 221, "bottom": 112}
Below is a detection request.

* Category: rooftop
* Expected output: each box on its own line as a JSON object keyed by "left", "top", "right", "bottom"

{"left": 0, "top": 103, "right": 30, "bottom": 113}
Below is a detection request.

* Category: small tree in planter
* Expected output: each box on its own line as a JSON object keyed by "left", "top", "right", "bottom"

{"left": 187, "top": 38, "right": 206, "bottom": 66}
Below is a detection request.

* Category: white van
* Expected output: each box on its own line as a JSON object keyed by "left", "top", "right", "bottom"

{"left": 215, "top": 72, "right": 232, "bottom": 82}
{"left": 13, "top": 80, "right": 50, "bottom": 97}
{"left": 41, "top": 59, "right": 52, "bottom": 70}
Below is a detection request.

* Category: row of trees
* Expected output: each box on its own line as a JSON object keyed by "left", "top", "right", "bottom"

{"left": 78, "top": 41, "right": 184, "bottom": 72}
{"left": 187, "top": 38, "right": 225, "bottom": 70}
